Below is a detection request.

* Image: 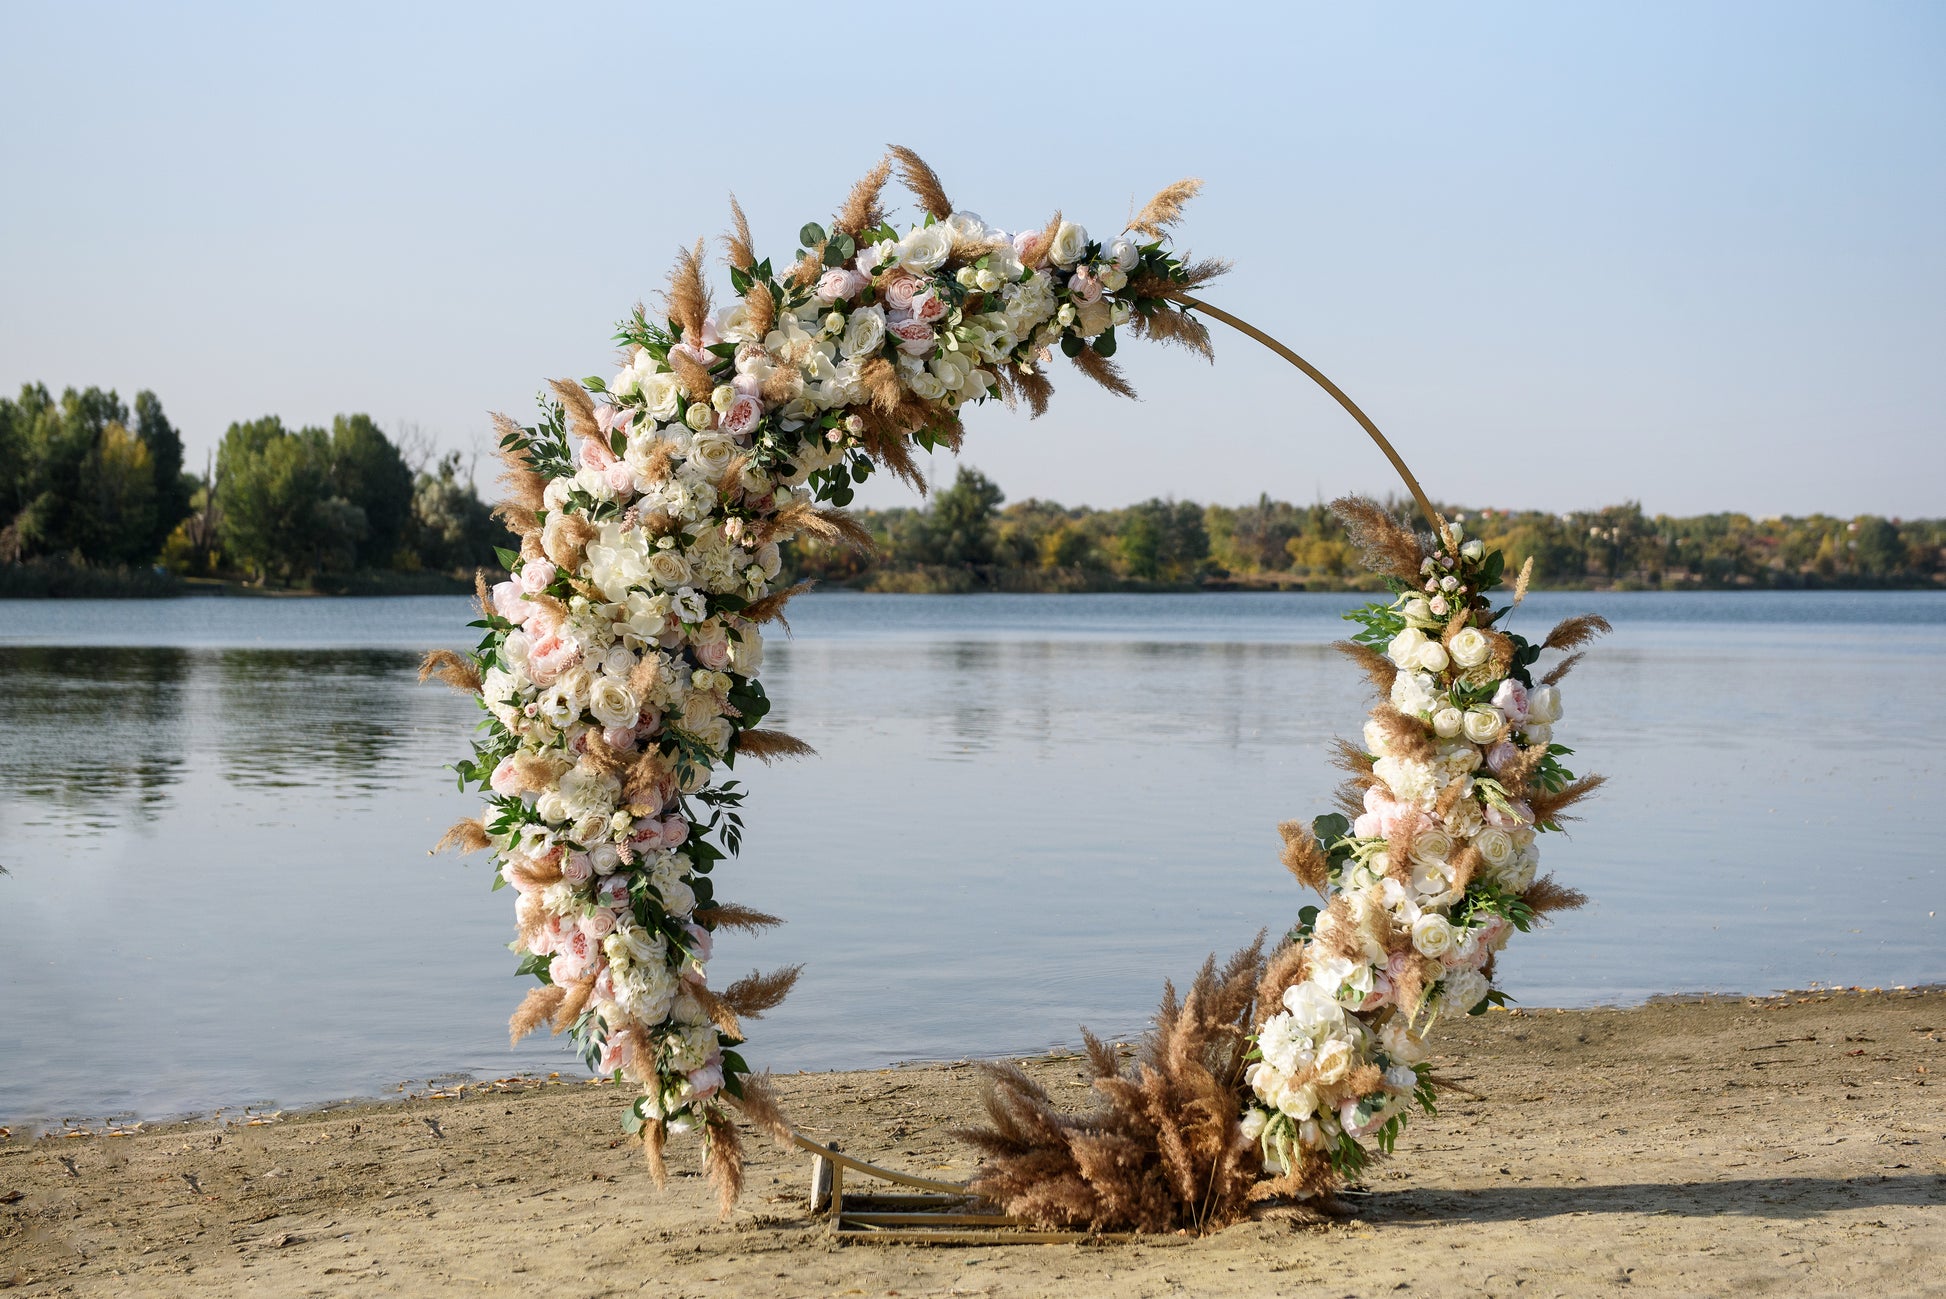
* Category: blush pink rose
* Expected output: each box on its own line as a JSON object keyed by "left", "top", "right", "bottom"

{"left": 597, "top": 1028, "right": 635, "bottom": 1075}
{"left": 595, "top": 403, "right": 630, "bottom": 436}
{"left": 682, "top": 922, "right": 713, "bottom": 964}
{"left": 561, "top": 852, "right": 595, "bottom": 885}
{"left": 1353, "top": 811, "right": 1384, "bottom": 839}
{"left": 1067, "top": 268, "right": 1104, "bottom": 304}
{"left": 582, "top": 909, "right": 616, "bottom": 940}
{"left": 1013, "top": 230, "right": 1045, "bottom": 263}
{"left": 1339, "top": 1100, "right": 1385, "bottom": 1140}
{"left": 604, "top": 460, "right": 636, "bottom": 498}
{"left": 658, "top": 817, "right": 689, "bottom": 848}
{"left": 490, "top": 756, "right": 522, "bottom": 797}
{"left": 1485, "top": 740, "right": 1519, "bottom": 776}
{"left": 491, "top": 580, "right": 528, "bottom": 624}
{"left": 816, "top": 268, "right": 865, "bottom": 302}
{"left": 601, "top": 724, "right": 638, "bottom": 751}
{"left": 1491, "top": 679, "right": 1529, "bottom": 723}
{"left": 1358, "top": 974, "right": 1393, "bottom": 1013}
{"left": 579, "top": 434, "right": 616, "bottom": 470}
{"left": 1486, "top": 799, "right": 1534, "bottom": 830}
{"left": 519, "top": 560, "right": 557, "bottom": 595}
{"left": 668, "top": 340, "right": 713, "bottom": 370}
{"left": 881, "top": 273, "right": 922, "bottom": 311}
{"left": 719, "top": 393, "right": 763, "bottom": 440}
{"left": 552, "top": 928, "right": 598, "bottom": 983}
{"left": 684, "top": 1062, "right": 724, "bottom": 1102}
{"left": 911, "top": 289, "right": 948, "bottom": 324}
{"left": 693, "top": 637, "right": 730, "bottom": 670}
{"left": 596, "top": 875, "right": 631, "bottom": 909}
{"left": 888, "top": 317, "right": 935, "bottom": 356}
{"left": 527, "top": 631, "right": 577, "bottom": 685}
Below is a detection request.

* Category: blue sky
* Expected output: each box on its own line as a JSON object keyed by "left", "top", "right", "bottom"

{"left": 3, "top": 1, "right": 1941, "bottom": 517}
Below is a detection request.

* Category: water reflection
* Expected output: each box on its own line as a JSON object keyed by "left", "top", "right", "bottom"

{"left": 0, "top": 647, "right": 188, "bottom": 834}
{"left": 211, "top": 649, "right": 427, "bottom": 793}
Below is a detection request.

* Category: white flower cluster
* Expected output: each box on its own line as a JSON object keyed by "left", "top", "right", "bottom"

{"left": 460, "top": 196, "right": 1201, "bottom": 1148}
{"left": 1245, "top": 524, "right": 1583, "bottom": 1179}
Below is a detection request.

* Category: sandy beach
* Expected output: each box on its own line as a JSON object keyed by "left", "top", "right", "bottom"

{"left": 3, "top": 989, "right": 1941, "bottom": 1298}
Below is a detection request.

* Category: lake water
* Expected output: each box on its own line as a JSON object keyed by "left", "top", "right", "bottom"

{"left": 2, "top": 590, "right": 1941, "bottom": 1126}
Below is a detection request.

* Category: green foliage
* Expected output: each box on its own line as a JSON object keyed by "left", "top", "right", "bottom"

{"left": 328, "top": 414, "right": 415, "bottom": 568}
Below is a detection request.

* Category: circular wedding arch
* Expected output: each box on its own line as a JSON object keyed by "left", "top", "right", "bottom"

{"left": 426, "top": 148, "right": 1604, "bottom": 1233}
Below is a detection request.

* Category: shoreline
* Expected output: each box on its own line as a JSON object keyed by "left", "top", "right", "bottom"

{"left": 5, "top": 990, "right": 1940, "bottom": 1296}
{"left": 10, "top": 985, "right": 1939, "bottom": 1139}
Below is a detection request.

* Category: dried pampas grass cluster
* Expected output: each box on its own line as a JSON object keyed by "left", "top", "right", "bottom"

{"left": 959, "top": 939, "right": 1267, "bottom": 1234}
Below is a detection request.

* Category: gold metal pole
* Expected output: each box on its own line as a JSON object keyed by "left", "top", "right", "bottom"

{"left": 1177, "top": 295, "right": 1449, "bottom": 546}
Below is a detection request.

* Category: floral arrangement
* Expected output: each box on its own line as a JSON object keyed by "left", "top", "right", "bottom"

{"left": 1240, "top": 504, "right": 1607, "bottom": 1197}
{"left": 960, "top": 507, "right": 1605, "bottom": 1231}
{"left": 423, "top": 148, "right": 1226, "bottom": 1212}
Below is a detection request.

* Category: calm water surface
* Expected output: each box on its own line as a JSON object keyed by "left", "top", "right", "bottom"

{"left": 1, "top": 591, "right": 1941, "bottom": 1124}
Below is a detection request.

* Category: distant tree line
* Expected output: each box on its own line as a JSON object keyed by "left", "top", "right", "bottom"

{"left": 787, "top": 467, "right": 1946, "bottom": 592}
{"left": 0, "top": 383, "right": 510, "bottom": 594}
{"left": 6, "top": 388, "right": 1936, "bottom": 598}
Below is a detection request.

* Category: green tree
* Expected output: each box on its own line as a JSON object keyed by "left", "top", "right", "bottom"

{"left": 78, "top": 423, "right": 157, "bottom": 566}
{"left": 215, "top": 417, "right": 362, "bottom": 583}
{"left": 133, "top": 391, "right": 191, "bottom": 556}
{"left": 328, "top": 414, "right": 414, "bottom": 568}
{"left": 408, "top": 451, "right": 508, "bottom": 573}
{"left": 926, "top": 467, "right": 1005, "bottom": 570}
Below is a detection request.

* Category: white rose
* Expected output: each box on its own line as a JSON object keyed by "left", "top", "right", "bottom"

{"left": 682, "top": 401, "right": 712, "bottom": 432}
{"left": 641, "top": 372, "right": 684, "bottom": 423}
{"left": 896, "top": 223, "right": 953, "bottom": 272}
{"left": 685, "top": 434, "right": 737, "bottom": 480}
{"left": 534, "top": 790, "right": 570, "bottom": 825}
{"left": 1448, "top": 627, "right": 1490, "bottom": 668}
{"left": 589, "top": 677, "right": 639, "bottom": 729}
{"left": 1240, "top": 1108, "right": 1268, "bottom": 1143}
{"left": 1462, "top": 706, "right": 1505, "bottom": 744}
{"left": 1047, "top": 220, "right": 1089, "bottom": 268}
{"left": 1362, "top": 718, "right": 1390, "bottom": 757}
{"left": 1409, "top": 827, "right": 1454, "bottom": 866}
{"left": 756, "top": 542, "right": 782, "bottom": 579}
{"left": 840, "top": 305, "right": 886, "bottom": 359}
{"left": 1411, "top": 913, "right": 1455, "bottom": 959}
{"left": 482, "top": 668, "right": 517, "bottom": 705}
{"left": 647, "top": 549, "right": 693, "bottom": 590}
{"left": 1312, "top": 1039, "right": 1353, "bottom": 1086}
{"left": 1109, "top": 237, "right": 1140, "bottom": 271}
{"left": 1431, "top": 706, "right": 1465, "bottom": 739}
{"left": 1462, "top": 539, "right": 1485, "bottom": 561}
{"left": 1414, "top": 641, "right": 1450, "bottom": 674}
{"left": 542, "top": 478, "right": 572, "bottom": 512}
{"left": 1473, "top": 826, "right": 1517, "bottom": 869}
{"left": 1526, "top": 684, "right": 1563, "bottom": 724}
{"left": 1386, "top": 627, "right": 1429, "bottom": 669}
{"left": 1523, "top": 722, "right": 1554, "bottom": 746}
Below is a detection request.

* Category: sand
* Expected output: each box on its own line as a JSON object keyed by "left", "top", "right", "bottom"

{"left": 3, "top": 989, "right": 1942, "bottom": 1297}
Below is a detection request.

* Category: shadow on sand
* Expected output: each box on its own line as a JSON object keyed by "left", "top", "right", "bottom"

{"left": 1366, "top": 1173, "right": 1944, "bottom": 1223}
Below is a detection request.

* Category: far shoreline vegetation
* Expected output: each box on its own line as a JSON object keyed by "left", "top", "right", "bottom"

{"left": 3, "top": 382, "right": 1942, "bottom": 599}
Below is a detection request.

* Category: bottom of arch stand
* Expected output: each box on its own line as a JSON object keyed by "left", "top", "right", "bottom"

{"left": 790, "top": 1132, "right": 1136, "bottom": 1245}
